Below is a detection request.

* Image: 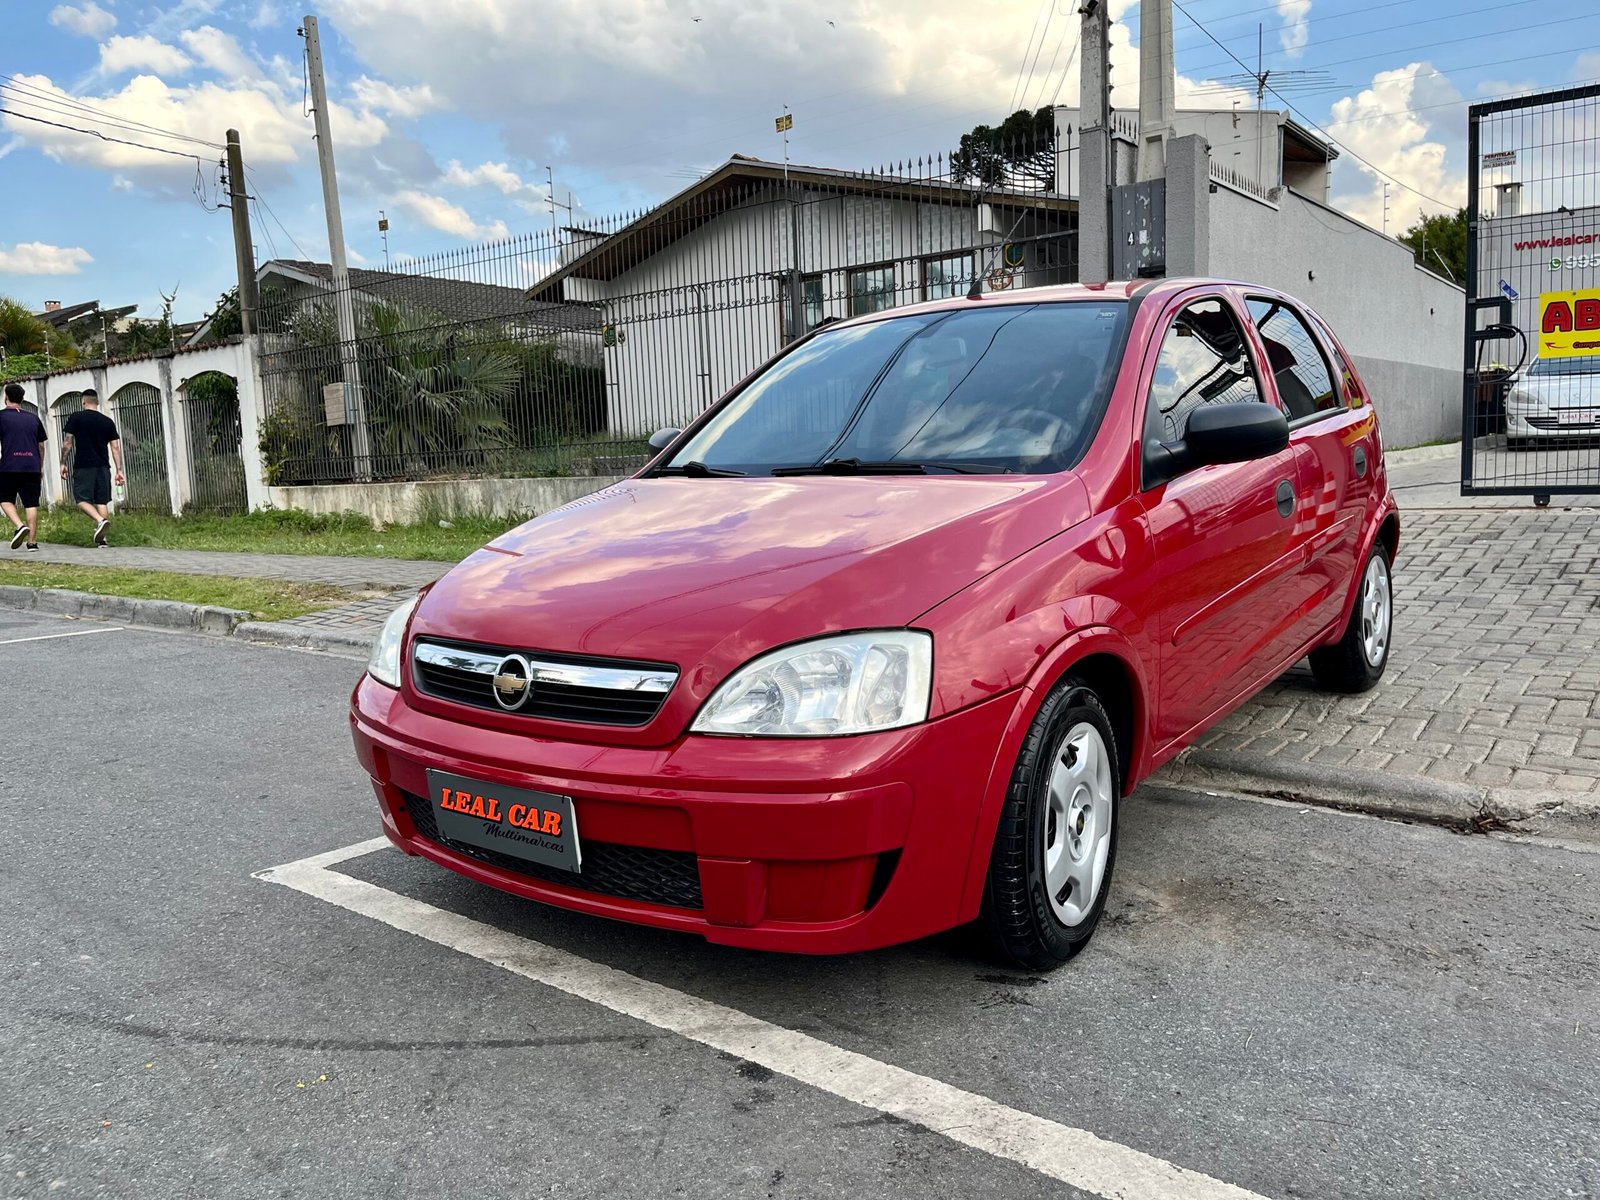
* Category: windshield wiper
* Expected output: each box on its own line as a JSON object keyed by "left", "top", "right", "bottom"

{"left": 655, "top": 460, "right": 746, "bottom": 477}
{"left": 771, "top": 457, "right": 1002, "bottom": 476}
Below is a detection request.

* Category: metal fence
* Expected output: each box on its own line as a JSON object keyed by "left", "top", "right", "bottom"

{"left": 180, "top": 371, "right": 248, "bottom": 512}
{"left": 109, "top": 382, "right": 171, "bottom": 512}
{"left": 1462, "top": 82, "right": 1600, "bottom": 503}
{"left": 257, "top": 134, "right": 1079, "bottom": 486}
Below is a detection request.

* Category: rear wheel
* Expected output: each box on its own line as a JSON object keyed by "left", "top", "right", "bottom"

{"left": 981, "top": 678, "right": 1121, "bottom": 970}
{"left": 1309, "top": 543, "right": 1392, "bottom": 693}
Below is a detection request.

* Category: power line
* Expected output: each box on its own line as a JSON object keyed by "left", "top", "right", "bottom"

{"left": 1008, "top": 0, "right": 1055, "bottom": 115}
{"left": 245, "top": 167, "right": 316, "bottom": 262}
{"left": 0, "top": 75, "right": 224, "bottom": 150}
{"left": 0, "top": 106, "right": 206, "bottom": 162}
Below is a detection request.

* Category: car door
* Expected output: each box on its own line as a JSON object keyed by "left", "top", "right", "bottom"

{"left": 1138, "top": 294, "right": 1306, "bottom": 747}
{"left": 1245, "top": 296, "right": 1371, "bottom": 642}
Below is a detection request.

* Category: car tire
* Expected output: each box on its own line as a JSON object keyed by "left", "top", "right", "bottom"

{"left": 1309, "top": 542, "right": 1393, "bottom": 694}
{"left": 981, "top": 677, "right": 1121, "bottom": 971}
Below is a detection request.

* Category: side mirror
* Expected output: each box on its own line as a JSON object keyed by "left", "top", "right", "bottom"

{"left": 647, "top": 427, "right": 682, "bottom": 453}
{"left": 1185, "top": 403, "right": 1289, "bottom": 467}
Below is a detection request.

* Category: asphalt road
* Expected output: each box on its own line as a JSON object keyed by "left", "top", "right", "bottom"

{"left": 2, "top": 611, "right": 1597, "bottom": 1200}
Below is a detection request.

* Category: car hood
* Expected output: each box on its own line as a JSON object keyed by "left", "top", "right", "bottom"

{"left": 412, "top": 475, "right": 1086, "bottom": 672}
{"left": 1510, "top": 374, "right": 1600, "bottom": 409}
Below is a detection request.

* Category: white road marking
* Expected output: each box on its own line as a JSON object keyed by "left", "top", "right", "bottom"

{"left": 0, "top": 626, "right": 122, "bottom": 646}
{"left": 257, "top": 838, "right": 1273, "bottom": 1200}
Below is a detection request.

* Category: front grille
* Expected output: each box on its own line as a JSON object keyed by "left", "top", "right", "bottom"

{"left": 401, "top": 790, "right": 703, "bottom": 911}
{"left": 1525, "top": 414, "right": 1599, "bottom": 430}
{"left": 412, "top": 638, "right": 675, "bottom": 727}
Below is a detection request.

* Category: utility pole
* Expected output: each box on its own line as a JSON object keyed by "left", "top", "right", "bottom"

{"left": 1382, "top": 182, "right": 1392, "bottom": 234}
{"left": 1078, "top": 0, "right": 1113, "bottom": 283}
{"left": 302, "top": 14, "right": 372, "bottom": 478}
{"left": 1137, "top": 0, "right": 1174, "bottom": 182}
{"left": 224, "top": 130, "right": 260, "bottom": 336}
{"left": 777, "top": 105, "right": 803, "bottom": 342}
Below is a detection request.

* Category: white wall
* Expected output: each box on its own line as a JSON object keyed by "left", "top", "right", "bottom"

{"left": 15, "top": 340, "right": 259, "bottom": 513}
{"left": 1207, "top": 184, "right": 1465, "bottom": 448}
{"left": 269, "top": 473, "right": 623, "bottom": 525}
{"left": 570, "top": 187, "right": 1050, "bottom": 433}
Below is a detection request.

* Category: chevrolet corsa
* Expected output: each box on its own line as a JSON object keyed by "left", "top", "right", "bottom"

{"left": 352, "top": 278, "right": 1398, "bottom": 969}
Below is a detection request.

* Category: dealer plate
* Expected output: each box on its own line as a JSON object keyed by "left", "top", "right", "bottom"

{"left": 425, "top": 769, "right": 581, "bottom": 873}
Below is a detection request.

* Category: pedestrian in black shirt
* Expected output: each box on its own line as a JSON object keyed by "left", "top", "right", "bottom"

{"left": 61, "top": 388, "right": 124, "bottom": 547}
{"left": 0, "top": 382, "right": 47, "bottom": 551}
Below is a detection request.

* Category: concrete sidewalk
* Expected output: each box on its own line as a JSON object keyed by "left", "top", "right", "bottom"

{"left": 16, "top": 542, "right": 447, "bottom": 591}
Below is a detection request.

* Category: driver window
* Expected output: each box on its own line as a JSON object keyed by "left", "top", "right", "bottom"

{"left": 1145, "top": 298, "right": 1262, "bottom": 445}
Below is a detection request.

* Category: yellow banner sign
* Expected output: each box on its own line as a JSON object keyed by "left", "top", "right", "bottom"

{"left": 1538, "top": 289, "right": 1600, "bottom": 358}
{"left": 775, "top": 113, "right": 793, "bottom": 132}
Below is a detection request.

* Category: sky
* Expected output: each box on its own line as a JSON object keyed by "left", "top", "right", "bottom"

{"left": 2, "top": 0, "right": 1598, "bottom": 323}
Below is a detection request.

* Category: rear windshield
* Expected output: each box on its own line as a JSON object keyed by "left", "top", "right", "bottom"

{"left": 662, "top": 300, "right": 1131, "bottom": 475}
{"left": 1528, "top": 356, "right": 1600, "bottom": 377}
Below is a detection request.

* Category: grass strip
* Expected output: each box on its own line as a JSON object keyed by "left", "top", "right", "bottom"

{"left": 0, "top": 562, "right": 366, "bottom": 622}
{"left": 35, "top": 506, "right": 513, "bottom": 563}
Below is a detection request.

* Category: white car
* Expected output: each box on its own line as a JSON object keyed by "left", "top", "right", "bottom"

{"left": 1505, "top": 356, "right": 1600, "bottom": 447}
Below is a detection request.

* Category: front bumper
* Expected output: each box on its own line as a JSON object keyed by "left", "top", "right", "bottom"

{"left": 350, "top": 674, "right": 1018, "bottom": 953}
{"left": 1506, "top": 409, "right": 1600, "bottom": 439}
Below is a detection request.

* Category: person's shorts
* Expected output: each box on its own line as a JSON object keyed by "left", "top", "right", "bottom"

{"left": 0, "top": 471, "right": 42, "bottom": 509}
{"left": 73, "top": 466, "right": 112, "bottom": 505}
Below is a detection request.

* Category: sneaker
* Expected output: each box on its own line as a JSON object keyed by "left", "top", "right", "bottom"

{"left": 97, "top": 542, "right": 110, "bottom": 549}
{"left": 24, "top": 543, "right": 39, "bottom": 552}
{"left": 8, "top": 524, "right": 25, "bottom": 550}
{"left": 93, "top": 518, "right": 109, "bottom": 547}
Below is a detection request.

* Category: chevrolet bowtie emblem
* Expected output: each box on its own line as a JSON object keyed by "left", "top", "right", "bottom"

{"left": 493, "top": 673, "right": 528, "bottom": 696}
{"left": 491, "top": 654, "right": 533, "bottom": 710}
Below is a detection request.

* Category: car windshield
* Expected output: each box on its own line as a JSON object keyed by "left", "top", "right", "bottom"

{"left": 660, "top": 300, "right": 1130, "bottom": 475}
{"left": 1528, "top": 356, "right": 1600, "bottom": 377}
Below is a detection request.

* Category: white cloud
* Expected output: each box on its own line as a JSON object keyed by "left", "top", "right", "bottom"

{"left": 1576, "top": 52, "right": 1600, "bottom": 81}
{"left": 0, "top": 242, "right": 94, "bottom": 275}
{"left": 351, "top": 76, "right": 442, "bottom": 119}
{"left": 250, "top": 1, "right": 282, "bottom": 30}
{"left": 1277, "top": 0, "right": 1311, "bottom": 56}
{"left": 1328, "top": 63, "right": 1465, "bottom": 230}
{"left": 347, "top": 246, "right": 370, "bottom": 265}
{"left": 441, "top": 160, "right": 551, "bottom": 213}
{"left": 99, "top": 36, "right": 195, "bottom": 77}
{"left": 178, "top": 26, "right": 259, "bottom": 80}
{"left": 112, "top": 175, "right": 135, "bottom": 192}
{"left": 393, "top": 190, "right": 509, "bottom": 240}
{"left": 2, "top": 73, "right": 386, "bottom": 181}
{"left": 0, "top": 137, "right": 22, "bottom": 162}
{"left": 49, "top": 2, "right": 117, "bottom": 38}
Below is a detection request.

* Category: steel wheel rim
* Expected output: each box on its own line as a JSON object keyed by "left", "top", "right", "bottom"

{"left": 1041, "top": 721, "right": 1114, "bottom": 928}
{"left": 1360, "top": 554, "right": 1391, "bottom": 668}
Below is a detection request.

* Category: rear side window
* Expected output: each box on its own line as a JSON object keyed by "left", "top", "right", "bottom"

{"left": 1246, "top": 298, "right": 1339, "bottom": 421}
{"left": 1146, "top": 298, "right": 1262, "bottom": 444}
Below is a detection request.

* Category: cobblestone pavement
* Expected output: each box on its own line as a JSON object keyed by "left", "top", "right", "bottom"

{"left": 1196, "top": 507, "right": 1600, "bottom": 796}
{"left": 13, "top": 543, "right": 446, "bottom": 590}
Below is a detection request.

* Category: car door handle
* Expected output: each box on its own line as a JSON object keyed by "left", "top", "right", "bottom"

{"left": 1275, "top": 479, "right": 1296, "bottom": 518}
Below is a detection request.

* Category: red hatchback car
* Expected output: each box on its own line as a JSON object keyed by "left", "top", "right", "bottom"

{"left": 351, "top": 278, "right": 1398, "bottom": 969}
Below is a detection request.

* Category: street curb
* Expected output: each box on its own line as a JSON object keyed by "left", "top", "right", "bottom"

{"left": 0, "top": 584, "right": 248, "bottom": 637}
{"left": 234, "top": 620, "right": 374, "bottom": 655}
{"left": 0, "top": 586, "right": 371, "bottom": 656}
{"left": 1157, "top": 749, "right": 1600, "bottom": 845}
{"left": 1383, "top": 441, "right": 1460, "bottom": 465}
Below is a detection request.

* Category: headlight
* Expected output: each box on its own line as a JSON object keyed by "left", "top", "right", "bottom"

{"left": 367, "top": 595, "right": 419, "bottom": 688}
{"left": 692, "top": 631, "right": 932, "bottom": 737}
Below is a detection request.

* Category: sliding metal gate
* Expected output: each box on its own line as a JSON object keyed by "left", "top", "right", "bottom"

{"left": 1462, "top": 83, "right": 1600, "bottom": 504}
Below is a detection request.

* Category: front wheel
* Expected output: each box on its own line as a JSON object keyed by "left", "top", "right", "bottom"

{"left": 981, "top": 678, "right": 1121, "bottom": 970}
{"left": 1309, "top": 542, "right": 1392, "bottom": 693}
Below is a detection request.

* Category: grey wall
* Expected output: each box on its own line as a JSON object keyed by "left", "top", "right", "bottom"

{"left": 1207, "top": 183, "right": 1465, "bottom": 448}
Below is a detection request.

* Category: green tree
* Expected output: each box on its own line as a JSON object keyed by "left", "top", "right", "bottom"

{"left": 0, "top": 296, "right": 81, "bottom": 370}
{"left": 1399, "top": 208, "right": 1467, "bottom": 283}
{"left": 196, "top": 286, "right": 242, "bottom": 342}
{"left": 950, "top": 107, "right": 1058, "bottom": 192}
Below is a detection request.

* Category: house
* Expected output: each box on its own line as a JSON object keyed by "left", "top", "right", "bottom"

{"left": 1054, "top": 106, "right": 1339, "bottom": 202}
{"left": 34, "top": 299, "right": 141, "bottom": 353}
{"left": 190, "top": 259, "right": 603, "bottom": 359}
{"left": 526, "top": 154, "right": 1079, "bottom": 434}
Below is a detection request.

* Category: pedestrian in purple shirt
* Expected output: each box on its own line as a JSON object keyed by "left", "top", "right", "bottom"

{"left": 1, "top": 383, "right": 48, "bottom": 551}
